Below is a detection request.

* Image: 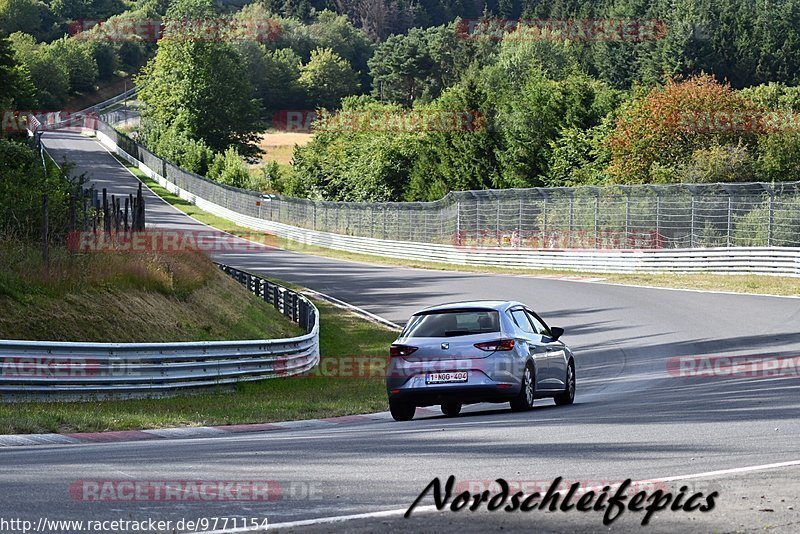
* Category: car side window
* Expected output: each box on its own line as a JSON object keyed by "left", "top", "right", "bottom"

{"left": 525, "top": 310, "right": 549, "bottom": 336}
{"left": 510, "top": 309, "right": 535, "bottom": 334}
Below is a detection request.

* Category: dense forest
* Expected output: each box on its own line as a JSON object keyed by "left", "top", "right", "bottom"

{"left": 4, "top": 0, "right": 800, "bottom": 202}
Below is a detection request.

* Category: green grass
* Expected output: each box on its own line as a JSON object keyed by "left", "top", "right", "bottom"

{"left": 0, "top": 240, "right": 302, "bottom": 342}
{"left": 0, "top": 299, "right": 397, "bottom": 434}
{"left": 119, "top": 156, "right": 800, "bottom": 298}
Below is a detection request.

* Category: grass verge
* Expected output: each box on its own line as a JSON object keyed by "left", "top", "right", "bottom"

{"left": 0, "top": 241, "right": 301, "bottom": 342}
{"left": 118, "top": 156, "right": 800, "bottom": 298}
{"left": 0, "top": 298, "right": 396, "bottom": 434}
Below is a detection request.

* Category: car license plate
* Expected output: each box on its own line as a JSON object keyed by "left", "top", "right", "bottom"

{"left": 426, "top": 371, "right": 468, "bottom": 384}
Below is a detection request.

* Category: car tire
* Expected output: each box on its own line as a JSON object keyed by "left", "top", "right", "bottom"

{"left": 389, "top": 400, "right": 416, "bottom": 421}
{"left": 510, "top": 363, "right": 535, "bottom": 412}
{"left": 554, "top": 361, "right": 576, "bottom": 406}
{"left": 441, "top": 402, "right": 462, "bottom": 417}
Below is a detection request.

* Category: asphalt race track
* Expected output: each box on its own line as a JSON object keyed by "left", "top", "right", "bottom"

{"left": 1, "top": 130, "right": 797, "bottom": 532}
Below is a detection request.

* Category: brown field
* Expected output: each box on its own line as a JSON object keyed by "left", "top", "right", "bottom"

{"left": 257, "top": 131, "right": 313, "bottom": 165}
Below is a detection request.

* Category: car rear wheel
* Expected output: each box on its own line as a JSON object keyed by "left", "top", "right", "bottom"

{"left": 510, "top": 363, "right": 535, "bottom": 412}
{"left": 389, "top": 400, "right": 416, "bottom": 421}
{"left": 441, "top": 402, "right": 462, "bottom": 417}
{"left": 554, "top": 361, "right": 575, "bottom": 406}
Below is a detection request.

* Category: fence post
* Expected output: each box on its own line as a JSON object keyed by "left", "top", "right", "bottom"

{"left": 568, "top": 190, "right": 574, "bottom": 248}
{"left": 422, "top": 206, "right": 428, "bottom": 242}
{"left": 475, "top": 195, "right": 480, "bottom": 246}
{"left": 517, "top": 196, "right": 523, "bottom": 245}
{"left": 542, "top": 193, "right": 548, "bottom": 247}
{"left": 439, "top": 202, "right": 444, "bottom": 243}
{"left": 593, "top": 187, "right": 600, "bottom": 248}
{"left": 456, "top": 200, "right": 461, "bottom": 245}
{"left": 495, "top": 194, "right": 501, "bottom": 246}
{"left": 624, "top": 187, "right": 631, "bottom": 247}
{"left": 765, "top": 184, "right": 775, "bottom": 246}
{"left": 723, "top": 186, "right": 732, "bottom": 247}
{"left": 655, "top": 188, "right": 661, "bottom": 244}
{"left": 41, "top": 194, "right": 49, "bottom": 273}
{"left": 689, "top": 186, "right": 697, "bottom": 248}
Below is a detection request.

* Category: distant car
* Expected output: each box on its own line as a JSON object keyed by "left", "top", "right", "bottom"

{"left": 386, "top": 301, "right": 575, "bottom": 421}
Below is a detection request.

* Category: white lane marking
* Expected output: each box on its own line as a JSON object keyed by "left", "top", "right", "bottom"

{"left": 300, "top": 288, "right": 401, "bottom": 330}
{"left": 581, "top": 279, "right": 800, "bottom": 300}
{"left": 195, "top": 458, "right": 800, "bottom": 533}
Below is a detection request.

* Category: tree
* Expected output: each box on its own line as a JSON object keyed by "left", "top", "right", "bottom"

{"left": 607, "top": 75, "right": 757, "bottom": 184}
{"left": 368, "top": 28, "right": 434, "bottom": 106}
{"left": 303, "top": 10, "right": 372, "bottom": 85}
{"left": 238, "top": 41, "right": 304, "bottom": 110}
{"left": 298, "top": 47, "right": 359, "bottom": 109}
{"left": 9, "top": 32, "right": 69, "bottom": 107}
{"left": 0, "top": 0, "right": 41, "bottom": 37}
{"left": 0, "top": 32, "right": 36, "bottom": 108}
{"left": 50, "top": 37, "right": 98, "bottom": 93}
{"left": 137, "top": 0, "right": 263, "bottom": 155}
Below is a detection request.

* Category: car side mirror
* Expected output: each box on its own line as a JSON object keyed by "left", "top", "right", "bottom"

{"left": 549, "top": 327, "right": 564, "bottom": 341}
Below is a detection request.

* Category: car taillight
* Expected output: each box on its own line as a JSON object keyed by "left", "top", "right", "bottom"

{"left": 390, "top": 344, "right": 418, "bottom": 357}
{"left": 474, "top": 339, "right": 515, "bottom": 352}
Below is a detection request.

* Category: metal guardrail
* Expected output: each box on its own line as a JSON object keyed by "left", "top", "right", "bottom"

{"left": 94, "top": 124, "right": 800, "bottom": 276}
{"left": 0, "top": 264, "right": 319, "bottom": 399}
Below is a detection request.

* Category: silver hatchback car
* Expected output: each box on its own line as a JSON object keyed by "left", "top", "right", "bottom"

{"left": 386, "top": 300, "right": 575, "bottom": 421}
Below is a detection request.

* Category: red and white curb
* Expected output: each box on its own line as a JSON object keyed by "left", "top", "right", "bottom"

{"left": 0, "top": 408, "right": 442, "bottom": 448}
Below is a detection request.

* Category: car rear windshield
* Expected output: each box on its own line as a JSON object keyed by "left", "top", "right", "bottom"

{"left": 403, "top": 309, "right": 501, "bottom": 338}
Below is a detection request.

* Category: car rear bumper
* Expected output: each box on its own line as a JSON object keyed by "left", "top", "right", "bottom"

{"left": 387, "top": 383, "right": 520, "bottom": 406}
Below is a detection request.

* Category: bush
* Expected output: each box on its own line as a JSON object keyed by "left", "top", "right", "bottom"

{"left": 208, "top": 148, "right": 250, "bottom": 188}
{"left": 149, "top": 125, "right": 215, "bottom": 176}
{"left": 733, "top": 196, "right": 800, "bottom": 246}
{"left": 0, "top": 137, "right": 81, "bottom": 242}
{"left": 680, "top": 143, "right": 756, "bottom": 183}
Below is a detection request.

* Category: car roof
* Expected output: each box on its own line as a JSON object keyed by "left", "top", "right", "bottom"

{"left": 414, "top": 300, "right": 523, "bottom": 314}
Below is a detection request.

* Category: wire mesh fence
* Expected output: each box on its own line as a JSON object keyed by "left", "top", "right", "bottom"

{"left": 98, "top": 119, "right": 800, "bottom": 249}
